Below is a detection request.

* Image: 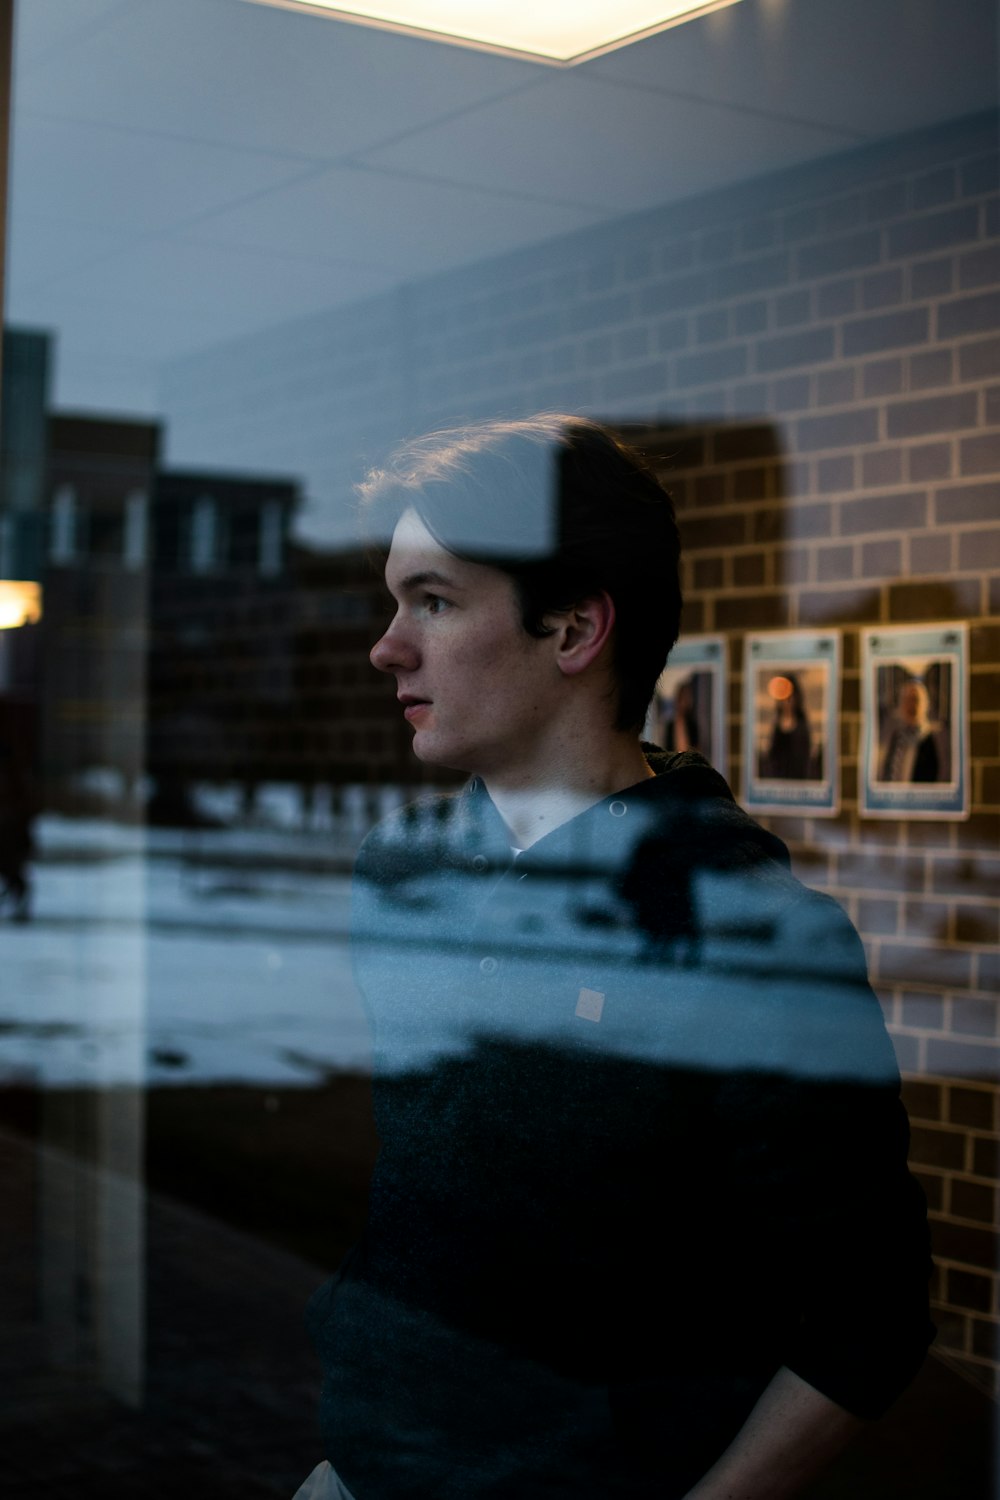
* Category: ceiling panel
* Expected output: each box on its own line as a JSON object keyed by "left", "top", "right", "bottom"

{"left": 175, "top": 162, "right": 610, "bottom": 273}
{"left": 587, "top": 0, "right": 998, "bottom": 136}
{"left": 7, "top": 217, "right": 129, "bottom": 299}
{"left": 9, "top": 113, "right": 316, "bottom": 238}
{"left": 358, "top": 72, "right": 859, "bottom": 216}
{"left": 18, "top": 236, "right": 401, "bottom": 356}
{"left": 5, "top": 0, "right": 996, "bottom": 403}
{"left": 49, "top": 350, "right": 162, "bottom": 416}
{"left": 14, "top": 0, "right": 544, "bottom": 163}
{"left": 11, "top": 286, "right": 212, "bottom": 362}
{"left": 12, "top": 0, "right": 133, "bottom": 69}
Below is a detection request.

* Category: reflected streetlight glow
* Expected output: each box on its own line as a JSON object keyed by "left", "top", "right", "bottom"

{"left": 240, "top": 0, "right": 743, "bottom": 64}
{"left": 0, "top": 581, "right": 42, "bottom": 629}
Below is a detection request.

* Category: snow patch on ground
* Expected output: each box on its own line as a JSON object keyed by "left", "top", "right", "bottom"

{"left": 0, "top": 819, "right": 370, "bottom": 1087}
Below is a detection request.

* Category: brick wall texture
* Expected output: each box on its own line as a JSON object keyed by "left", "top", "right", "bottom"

{"left": 163, "top": 110, "right": 1000, "bottom": 1393}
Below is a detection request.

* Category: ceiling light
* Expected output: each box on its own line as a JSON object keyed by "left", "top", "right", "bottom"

{"left": 241, "top": 0, "right": 742, "bottom": 65}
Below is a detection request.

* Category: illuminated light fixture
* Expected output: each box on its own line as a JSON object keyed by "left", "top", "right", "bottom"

{"left": 241, "top": 0, "right": 743, "bottom": 65}
{"left": 0, "top": 581, "right": 42, "bottom": 629}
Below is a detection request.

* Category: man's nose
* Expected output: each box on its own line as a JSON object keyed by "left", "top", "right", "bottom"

{"left": 370, "top": 618, "right": 416, "bottom": 674}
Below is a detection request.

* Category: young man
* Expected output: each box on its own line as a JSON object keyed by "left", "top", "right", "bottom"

{"left": 301, "top": 417, "right": 933, "bottom": 1500}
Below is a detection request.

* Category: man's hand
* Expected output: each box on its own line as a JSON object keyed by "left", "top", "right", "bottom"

{"left": 682, "top": 1366, "right": 862, "bottom": 1500}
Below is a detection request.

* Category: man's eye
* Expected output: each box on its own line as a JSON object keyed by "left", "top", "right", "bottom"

{"left": 424, "top": 594, "right": 450, "bottom": 614}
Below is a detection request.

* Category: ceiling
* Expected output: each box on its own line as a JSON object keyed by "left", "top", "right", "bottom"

{"left": 6, "top": 0, "right": 998, "bottom": 413}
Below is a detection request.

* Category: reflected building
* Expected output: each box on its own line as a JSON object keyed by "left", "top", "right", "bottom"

{"left": 1, "top": 372, "right": 417, "bottom": 822}
{"left": 147, "top": 476, "right": 412, "bottom": 817}
{"left": 147, "top": 467, "right": 299, "bottom": 823}
{"left": 41, "top": 412, "right": 159, "bottom": 810}
{"left": 0, "top": 328, "right": 49, "bottom": 581}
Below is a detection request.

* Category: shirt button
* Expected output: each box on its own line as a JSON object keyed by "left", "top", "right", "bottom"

{"left": 609, "top": 800, "right": 627, "bottom": 817}
{"left": 479, "top": 956, "right": 498, "bottom": 976}
{"left": 472, "top": 855, "right": 488, "bottom": 872}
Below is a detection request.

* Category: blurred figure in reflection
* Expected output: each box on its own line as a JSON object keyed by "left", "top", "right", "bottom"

{"left": 0, "top": 738, "right": 32, "bottom": 921}
{"left": 298, "top": 418, "right": 932, "bottom": 1500}
{"left": 759, "top": 673, "right": 813, "bottom": 781}
{"left": 879, "top": 679, "right": 940, "bottom": 783}
{"left": 663, "top": 676, "right": 699, "bottom": 753}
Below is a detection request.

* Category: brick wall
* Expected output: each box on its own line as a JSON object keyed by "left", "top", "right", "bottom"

{"left": 163, "top": 109, "right": 1000, "bottom": 1392}
{"left": 635, "top": 417, "right": 999, "bottom": 1393}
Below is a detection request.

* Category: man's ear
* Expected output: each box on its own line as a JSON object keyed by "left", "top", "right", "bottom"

{"left": 550, "top": 591, "right": 616, "bottom": 678}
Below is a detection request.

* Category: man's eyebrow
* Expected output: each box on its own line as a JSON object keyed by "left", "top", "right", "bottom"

{"left": 395, "top": 569, "right": 465, "bottom": 594}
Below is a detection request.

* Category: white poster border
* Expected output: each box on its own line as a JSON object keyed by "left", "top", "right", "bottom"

{"left": 647, "top": 633, "right": 728, "bottom": 780}
{"left": 742, "top": 630, "right": 841, "bottom": 817}
{"left": 860, "top": 622, "right": 969, "bottom": 821}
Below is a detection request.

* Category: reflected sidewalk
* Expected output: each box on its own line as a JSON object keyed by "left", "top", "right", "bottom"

{"left": 1, "top": 1125, "right": 323, "bottom": 1498}
{"left": 1, "top": 1121, "right": 996, "bottom": 1499}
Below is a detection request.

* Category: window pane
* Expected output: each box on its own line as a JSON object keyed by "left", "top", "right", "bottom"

{"left": 2, "top": 0, "right": 997, "bottom": 1492}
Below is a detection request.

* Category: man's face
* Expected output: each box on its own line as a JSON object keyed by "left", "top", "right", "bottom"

{"left": 370, "top": 509, "right": 558, "bottom": 777}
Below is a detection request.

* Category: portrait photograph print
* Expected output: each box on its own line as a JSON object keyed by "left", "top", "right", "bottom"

{"left": 742, "top": 631, "right": 840, "bottom": 816}
{"left": 861, "top": 623, "right": 968, "bottom": 820}
{"left": 646, "top": 634, "right": 726, "bottom": 777}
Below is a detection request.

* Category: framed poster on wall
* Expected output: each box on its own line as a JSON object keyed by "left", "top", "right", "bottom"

{"left": 742, "top": 631, "right": 840, "bottom": 816}
{"left": 861, "top": 623, "right": 969, "bottom": 819}
{"left": 646, "top": 634, "right": 727, "bottom": 779}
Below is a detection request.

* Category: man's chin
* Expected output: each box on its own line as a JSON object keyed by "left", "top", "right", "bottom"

{"left": 410, "top": 729, "right": 442, "bottom": 766}
{"left": 410, "top": 731, "right": 472, "bottom": 775}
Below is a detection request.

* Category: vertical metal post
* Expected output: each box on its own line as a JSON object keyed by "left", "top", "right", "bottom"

{"left": 0, "top": 0, "right": 13, "bottom": 407}
{"left": 0, "top": 0, "right": 147, "bottom": 1410}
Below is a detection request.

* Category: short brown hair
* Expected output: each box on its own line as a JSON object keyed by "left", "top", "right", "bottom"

{"left": 358, "top": 415, "right": 682, "bottom": 732}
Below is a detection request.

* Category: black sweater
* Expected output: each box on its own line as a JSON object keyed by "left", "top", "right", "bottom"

{"left": 308, "top": 751, "right": 933, "bottom": 1499}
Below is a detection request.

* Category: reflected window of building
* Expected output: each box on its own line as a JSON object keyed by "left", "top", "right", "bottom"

{"left": 189, "top": 494, "right": 219, "bottom": 574}
{"left": 258, "top": 497, "right": 284, "bottom": 577}
{"left": 49, "top": 483, "right": 76, "bottom": 564}
{"left": 123, "top": 490, "right": 148, "bottom": 569}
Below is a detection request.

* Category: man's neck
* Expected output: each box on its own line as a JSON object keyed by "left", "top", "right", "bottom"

{"left": 483, "top": 737, "right": 654, "bottom": 850}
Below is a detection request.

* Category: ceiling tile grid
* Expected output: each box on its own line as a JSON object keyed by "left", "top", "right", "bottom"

{"left": 4, "top": 0, "right": 996, "bottom": 411}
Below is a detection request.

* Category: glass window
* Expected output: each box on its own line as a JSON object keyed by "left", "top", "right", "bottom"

{"left": 1, "top": 0, "right": 997, "bottom": 1492}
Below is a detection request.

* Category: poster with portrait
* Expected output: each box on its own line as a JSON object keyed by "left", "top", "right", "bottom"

{"left": 742, "top": 631, "right": 840, "bottom": 816}
{"left": 646, "top": 634, "right": 727, "bottom": 778}
{"left": 861, "top": 624, "right": 968, "bottom": 819}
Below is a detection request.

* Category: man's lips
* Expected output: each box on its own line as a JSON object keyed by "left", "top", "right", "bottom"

{"left": 398, "top": 695, "right": 431, "bottom": 723}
